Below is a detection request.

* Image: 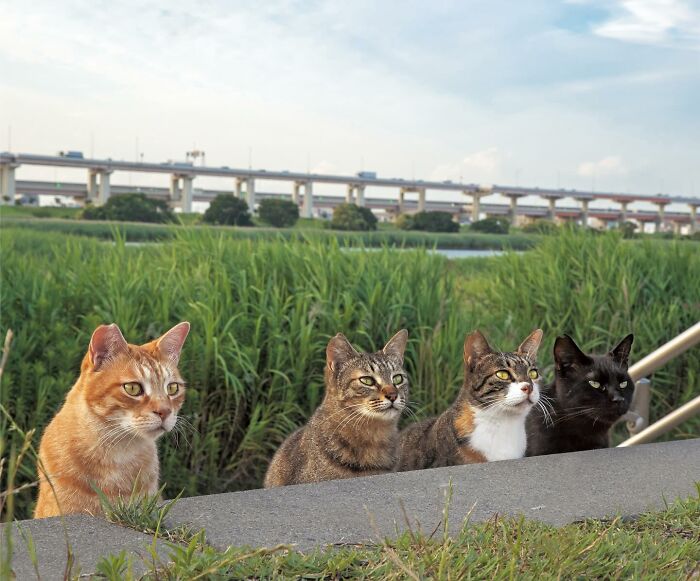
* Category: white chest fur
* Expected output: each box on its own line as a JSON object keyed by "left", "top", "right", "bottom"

{"left": 469, "top": 408, "right": 528, "bottom": 462}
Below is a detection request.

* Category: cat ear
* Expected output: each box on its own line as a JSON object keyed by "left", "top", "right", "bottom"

{"left": 155, "top": 322, "right": 190, "bottom": 364}
{"left": 553, "top": 335, "right": 591, "bottom": 370}
{"left": 464, "top": 330, "right": 492, "bottom": 368}
{"left": 517, "top": 329, "right": 543, "bottom": 359}
{"left": 382, "top": 329, "right": 408, "bottom": 360}
{"left": 326, "top": 333, "right": 359, "bottom": 371}
{"left": 89, "top": 324, "right": 128, "bottom": 370}
{"left": 610, "top": 334, "right": 634, "bottom": 367}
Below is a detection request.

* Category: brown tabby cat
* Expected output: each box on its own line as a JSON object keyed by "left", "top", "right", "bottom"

{"left": 34, "top": 322, "right": 190, "bottom": 518}
{"left": 397, "top": 329, "right": 543, "bottom": 471}
{"left": 264, "top": 330, "right": 409, "bottom": 487}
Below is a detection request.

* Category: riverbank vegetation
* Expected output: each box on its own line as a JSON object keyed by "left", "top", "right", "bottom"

{"left": 1, "top": 227, "right": 698, "bottom": 519}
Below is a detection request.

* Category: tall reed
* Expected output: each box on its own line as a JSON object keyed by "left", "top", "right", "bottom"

{"left": 1, "top": 227, "right": 697, "bottom": 519}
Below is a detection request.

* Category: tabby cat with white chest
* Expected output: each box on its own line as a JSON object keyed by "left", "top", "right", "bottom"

{"left": 397, "top": 329, "right": 543, "bottom": 471}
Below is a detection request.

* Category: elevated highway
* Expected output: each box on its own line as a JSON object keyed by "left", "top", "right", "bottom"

{"left": 2, "top": 152, "right": 698, "bottom": 232}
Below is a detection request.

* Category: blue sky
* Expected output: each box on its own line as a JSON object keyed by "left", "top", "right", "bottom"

{"left": 0, "top": 0, "right": 698, "bottom": 199}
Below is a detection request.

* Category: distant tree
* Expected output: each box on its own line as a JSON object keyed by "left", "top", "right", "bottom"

{"left": 330, "top": 203, "right": 378, "bottom": 231}
{"left": 81, "top": 193, "right": 175, "bottom": 223}
{"left": 470, "top": 216, "right": 510, "bottom": 234}
{"left": 617, "top": 221, "right": 638, "bottom": 239}
{"left": 395, "top": 214, "right": 415, "bottom": 231}
{"left": 258, "top": 198, "right": 300, "bottom": 228}
{"left": 202, "top": 194, "right": 253, "bottom": 226}
{"left": 399, "top": 211, "right": 459, "bottom": 233}
{"left": 522, "top": 220, "right": 558, "bottom": 235}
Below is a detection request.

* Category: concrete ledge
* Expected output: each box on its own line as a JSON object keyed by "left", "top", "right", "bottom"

{"left": 167, "top": 439, "right": 700, "bottom": 551}
{"left": 4, "top": 439, "right": 698, "bottom": 577}
{"left": 2, "top": 515, "right": 168, "bottom": 580}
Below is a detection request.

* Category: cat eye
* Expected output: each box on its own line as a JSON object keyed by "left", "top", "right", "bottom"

{"left": 359, "top": 376, "right": 376, "bottom": 386}
{"left": 619, "top": 381, "right": 628, "bottom": 389}
{"left": 392, "top": 374, "right": 404, "bottom": 385}
{"left": 528, "top": 369, "right": 539, "bottom": 380}
{"left": 588, "top": 380, "right": 602, "bottom": 389}
{"left": 495, "top": 370, "right": 511, "bottom": 381}
{"left": 167, "top": 382, "right": 180, "bottom": 396}
{"left": 123, "top": 382, "right": 144, "bottom": 396}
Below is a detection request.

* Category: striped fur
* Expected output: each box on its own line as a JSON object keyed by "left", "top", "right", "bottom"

{"left": 264, "top": 330, "right": 409, "bottom": 487}
{"left": 397, "top": 330, "right": 542, "bottom": 471}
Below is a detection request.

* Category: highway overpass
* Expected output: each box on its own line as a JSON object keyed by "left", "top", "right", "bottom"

{"left": 2, "top": 152, "right": 698, "bottom": 232}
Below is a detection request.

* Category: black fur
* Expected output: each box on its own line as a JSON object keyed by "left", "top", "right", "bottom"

{"left": 526, "top": 334, "right": 634, "bottom": 456}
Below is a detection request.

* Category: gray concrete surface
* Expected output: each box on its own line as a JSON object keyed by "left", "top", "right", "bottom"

{"left": 3, "top": 439, "right": 698, "bottom": 577}
{"left": 167, "top": 439, "right": 700, "bottom": 551}
{"left": 1, "top": 514, "right": 168, "bottom": 580}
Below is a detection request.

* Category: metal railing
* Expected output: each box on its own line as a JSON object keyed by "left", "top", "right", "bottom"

{"left": 618, "top": 321, "right": 700, "bottom": 447}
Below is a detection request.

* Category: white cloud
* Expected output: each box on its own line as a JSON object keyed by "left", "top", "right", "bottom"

{"left": 310, "top": 160, "right": 338, "bottom": 175}
{"left": 577, "top": 156, "right": 627, "bottom": 176}
{"left": 429, "top": 148, "right": 506, "bottom": 183}
{"left": 593, "top": 0, "right": 700, "bottom": 48}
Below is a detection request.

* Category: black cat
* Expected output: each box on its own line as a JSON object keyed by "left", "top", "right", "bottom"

{"left": 526, "top": 334, "right": 634, "bottom": 456}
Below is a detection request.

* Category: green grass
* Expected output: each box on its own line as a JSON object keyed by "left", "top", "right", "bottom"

{"left": 89, "top": 489, "right": 700, "bottom": 580}
{"left": 1, "top": 227, "right": 698, "bottom": 520}
{"left": 0, "top": 217, "right": 538, "bottom": 249}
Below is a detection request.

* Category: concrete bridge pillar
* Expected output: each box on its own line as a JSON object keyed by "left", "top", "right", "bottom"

{"left": 690, "top": 205, "right": 698, "bottom": 234}
{"left": 181, "top": 176, "right": 194, "bottom": 213}
{"left": 292, "top": 182, "right": 301, "bottom": 205}
{"left": 578, "top": 199, "right": 590, "bottom": 227}
{"left": 246, "top": 178, "right": 256, "bottom": 210}
{"left": 96, "top": 170, "right": 112, "bottom": 206}
{"left": 235, "top": 178, "right": 244, "bottom": 198}
{"left": 170, "top": 175, "right": 182, "bottom": 203}
{"left": 656, "top": 202, "right": 669, "bottom": 232}
{"left": 302, "top": 181, "right": 313, "bottom": 218}
{"left": 0, "top": 163, "right": 18, "bottom": 204}
{"left": 507, "top": 194, "right": 522, "bottom": 225}
{"left": 620, "top": 201, "right": 630, "bottom": 223}
{"left": 87, "top": 170, "right": 98, "bottom": 203}
{"left": 399, "top": 188, "right": 406, "bottom": 214}
{"left": 417, "top": 188, "right": 426, "bottom": 213}
{"left": 470, "top": 193, "right": 481, "bottom": 222}
{"left": 345, "top": 184, "right": 355, "bottom": 204}
{"left": 355, "top": 186, "right": 365, "bottom": 207}
{"left": 547, "top": 197, "right": 558, "bottom": 221}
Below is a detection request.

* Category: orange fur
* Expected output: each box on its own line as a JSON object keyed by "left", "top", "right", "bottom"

{"left": 453, "top": 405, "right": 486, "bottom": 464}
{"left": 453, "top": 405, "right": 475, "bottom": 438}
{"left": 34, "top": 322, "right": 190, "bottom": 519}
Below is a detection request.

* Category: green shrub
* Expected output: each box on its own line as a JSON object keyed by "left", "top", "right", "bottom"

{"left": 398, "top": 211, "right": 459, "bottom": 233}
{"left": 330, "top": 203, "right": 377, "bottom": 231}
{"left": 202, "top": 194, "right": 253, "bottom": 226}
{"left": 395, "top": 214, "right": 415, "bottom": 231}
{"left": 81, "top": 193, "right": 175, "bottom": 223}
{"left": 522, "top": 220, "right": 558, "bottom": 235}
{"left": 470, "top": 216, "right": 510, "bottom": 234}
{"left": 616, "top": 221, "right": 638, "bottom": 239}
{"left": 258, "top": 198, "right": 300, "bottom": 228}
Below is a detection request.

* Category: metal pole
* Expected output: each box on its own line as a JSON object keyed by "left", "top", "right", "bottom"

{"left": 618, "top": 395, "right": 700, "bottom": 447}
{"left": 628, "top": 321, "right": 700, "bottom": 381}
{"left": 624, "top": 378, "right": 651, "bottom": 435}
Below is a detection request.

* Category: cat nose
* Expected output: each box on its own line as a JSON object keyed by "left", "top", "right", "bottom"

{"left": 152, "top": 407, "right": 171, "bottom": 420}
{"left": 520, "top": 384, "right": 532, "bottom": 395}
{"left": 383, "top": 389, "right": 398, "bottom": 402}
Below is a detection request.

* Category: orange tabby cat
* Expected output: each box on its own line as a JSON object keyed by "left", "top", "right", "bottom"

{"left": 34, "top": 322, "right": 190, "bottom": 519}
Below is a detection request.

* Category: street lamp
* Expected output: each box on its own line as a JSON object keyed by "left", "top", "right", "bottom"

{"left": 186, "top": 150, "right": 206, "bottom": 166}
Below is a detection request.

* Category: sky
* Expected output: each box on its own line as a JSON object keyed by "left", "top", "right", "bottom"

{"left": 1, "top": 0, "right": 699, "bottom": 204}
